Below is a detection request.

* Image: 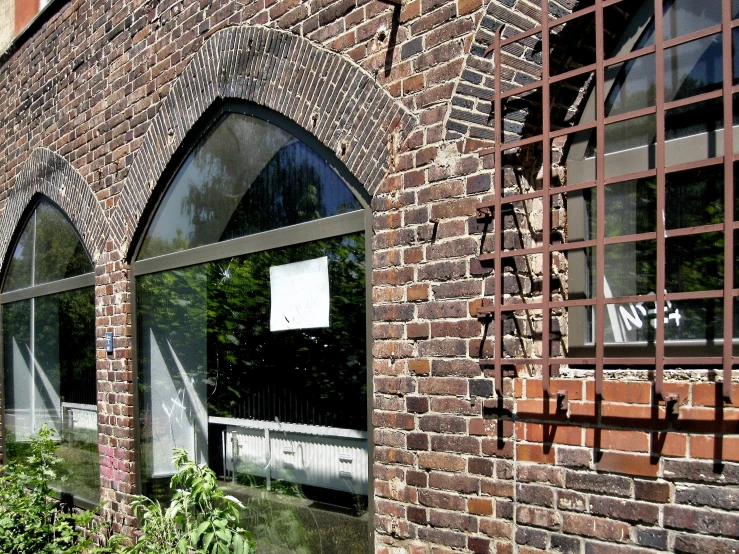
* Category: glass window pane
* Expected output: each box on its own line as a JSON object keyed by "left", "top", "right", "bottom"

{"left": 605, "top": 53, "right": 656, "bottom": 117}
{"left": 34, "top": 201, "right": 93, "bottom": 285}
{"left": 137, "top": 233, "right": 368, "bottom": 554}
{"left": 3, "top": 215, "right": 35, "bottom": 292}
{"left": 666, "top": 232, "right": 724, "bottom": 292}
{"left": 605, "top": 178, "right": 657, "bottom": 237}
{"left": 604, "top": 239, "right": 657, "bottom": 298}
{"left": 663, "top": 0, "right": 722, "bottom": 41}
{"left": 665, "top": 165, "right": 724, "bottom": 229}
{"left": 665, "top": 98, "right": 724, "bottom": 166}
{"left": 2, "top": 288, "right": 98, "bottom": 505}
{"left": 139, "top": 114, "right": 363, "bottom": 259}
{"left": 664, "top": 34, "right": 723, "bottom": 102}
{"left": 2, "top": 201, "right": 92, "bottom": 292}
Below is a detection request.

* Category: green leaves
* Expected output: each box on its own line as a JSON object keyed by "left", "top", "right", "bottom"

{"left": 115, "top": 449, "right": 255, "bottom": 554}
{"left": 0, "top": 425, "right": 112, "bottom": 554}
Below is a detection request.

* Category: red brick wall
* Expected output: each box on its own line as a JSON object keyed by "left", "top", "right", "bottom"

{"left": 0, "top": 1, "right": 737, "bottom": 552}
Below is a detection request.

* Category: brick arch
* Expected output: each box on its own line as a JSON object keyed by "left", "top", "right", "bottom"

{"left": 113, "top": 24, "right": 418, "bottom": 256}
{"left": 0, "top": 148, "right": 111, "bottom": 271}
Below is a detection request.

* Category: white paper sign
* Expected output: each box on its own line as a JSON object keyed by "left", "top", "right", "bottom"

{"left": 270, "top": 257, "right": 330, "bottom": 331}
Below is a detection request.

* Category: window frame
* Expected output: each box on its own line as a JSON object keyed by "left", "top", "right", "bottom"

{"left": 129, "top": 100, "right": 375, "bottom": 552}
{"left": 0, "top": 195, "right": 98, "bottom": 510}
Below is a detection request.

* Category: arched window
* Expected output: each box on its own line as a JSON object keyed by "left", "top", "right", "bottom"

{"left": 478, "top": 0, "right": 738, "bottom": 399}
{"left": 1, "top": 198, "right": 98, "bottom": 506}
{"left": 133, "top": 104, "right": 370, "bottom": 554}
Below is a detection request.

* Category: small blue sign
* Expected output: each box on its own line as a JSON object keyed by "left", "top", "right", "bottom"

{"left": 105, "top": 332, "right": 114, "bottom": 354}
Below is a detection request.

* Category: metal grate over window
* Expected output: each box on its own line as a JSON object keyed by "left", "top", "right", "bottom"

{"left": 475, "top": 0, "right": 737, "bottom": 403}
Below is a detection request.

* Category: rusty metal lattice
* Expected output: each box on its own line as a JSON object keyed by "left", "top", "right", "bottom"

{"left": 476, "top": 0, "right": 736, "bottom": 403}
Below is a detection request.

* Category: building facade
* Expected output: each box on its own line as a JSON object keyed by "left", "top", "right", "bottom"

{"left": 0, "top": 0, "right": 737, "bottom": 553}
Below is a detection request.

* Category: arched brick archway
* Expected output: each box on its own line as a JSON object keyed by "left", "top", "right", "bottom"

{"left": 0, "top": 147, "right": 111, "bottom": 269}
{"left": 113, "top": 24, "right": 418, "bottom": 255}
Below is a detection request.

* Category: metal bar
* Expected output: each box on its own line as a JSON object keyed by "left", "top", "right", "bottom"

{"left": 541, "top": 0, "right": 553, "bottom": 398}
{"left": 664, "top": 88, "right": 723, "bottom": 111}
{"left": 604, "top": 44, "right": 657, "bottom": 69}
{"left": 603, "top": 232, "right": 657, "bottom": 244}
{"left": 604, "top": 105, "right": 657, "bottom": 125}
{"left": 595, "top": 0, "right": 606, "bottom": 397}
{"left": 722, "top": 0, "right": 735, "bottom": 401}
{"left": 0, "top": 272, "right": 96, "bottom": 304}
{"left": 664, "top": 155, "right": 724, "bottom": 174}
{"left": 494, "top": 24, "right": 505, "bottom": 397}
{"left": 133, "top": 210, "right": 365, "bottom": 276}
{"left": 654, "top": 0, "right": 667, "bottom": 399}
{"left": 663, "top": 24, "right": 723, "bottom": 49}
{"left": 664, "top": 224, "right": 724, "bottom": 238}
{"left": 603, "top": 168, "right": 657, "bottom": 185}
{"left": 665, "top": 290, "right": 724, "bottom": 301}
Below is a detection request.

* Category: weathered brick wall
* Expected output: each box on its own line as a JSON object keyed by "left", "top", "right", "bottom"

{"left": 0, "top": 0, "right": 737, "bottom": 552}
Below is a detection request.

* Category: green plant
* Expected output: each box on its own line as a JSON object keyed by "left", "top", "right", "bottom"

{"left": 119, "top": 449, "right": 254, "bottom": 554}
{"left": 0, "top": 425, "right": 112, "bottom": 554}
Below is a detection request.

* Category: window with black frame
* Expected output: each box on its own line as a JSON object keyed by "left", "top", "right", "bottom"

{"left": 1, "top": 198, "right": 98, "bottom": 506}
{"left": 134, "top": 106, "right": 370, "bottom": 554}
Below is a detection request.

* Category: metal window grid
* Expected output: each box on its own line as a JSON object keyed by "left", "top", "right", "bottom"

{"left": 475, "top": 0, "right": 736, "bottom": 403}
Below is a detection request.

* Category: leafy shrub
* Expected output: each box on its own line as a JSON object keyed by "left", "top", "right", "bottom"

{"left": 119, "top": 449, "right": 255, "bottom": 554}
{"left": 0, "top": 425, "right": 112, "bottom": 554}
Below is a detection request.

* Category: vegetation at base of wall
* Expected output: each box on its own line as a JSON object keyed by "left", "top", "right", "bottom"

{"left": 113, "top": 448, "right": 255, "bottom": 554}
{"left": 0, "top": 429, "right": 254, "bottom": 554}
{"left": 0, "top": 425, "right": 117, "bottom": 554}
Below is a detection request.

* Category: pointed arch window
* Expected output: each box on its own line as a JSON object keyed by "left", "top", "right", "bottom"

{"left": 133, "top": 104, "right": 370, "bottom": 554}
{"left": 1, "top": 198, "right": 98, "bottom": 506}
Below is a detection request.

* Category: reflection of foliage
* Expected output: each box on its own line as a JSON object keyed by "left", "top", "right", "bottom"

{"left": 0, "top": 426, "right": 116, "bottom": 554}
{"left": 4, "top": 201, "right": 91, "bottom": 291}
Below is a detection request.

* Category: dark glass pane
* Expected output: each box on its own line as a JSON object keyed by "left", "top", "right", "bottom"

{"left": 604, "top": 178, "right": 657, "bottom": 237}
{"left": 605, "top": 53, "right": 656, "bottom": 117}
{"left": 665, "top": 165, "right": 724, "bottom": 229}
{"left": 734, "top": 27, "right": 739, "bottom": 84}
{"left": 665, "top": 97, "right": 723, "bottom": 142}
{"left": 138, "top": 233, "right": 368, "bottom": 554}
{"left": 34, "top": 201, "right": 92, "bottom": 285}
{"left": 664, "top": 34, "right": 723, "bottom": 102}
{"left": 604, "top": 240, "right": 657, "bottom": 298}
{"left": 139, "top": 114, "right": 362, "bottom": 259}
{"left": 663, "top": 0, "right": 722, "bottom": 41}
{"left": 735, "top": 0, "right": 739, "bottom": 19}
{"left": 2, "top": 289, "right": 97, "bottom": 505}
{"left": 603, "top": 114, "right": 656, "bottom": 155}
{"left": 3, "top": 214, "right": 34, "bottom": 292}
{"left": 666, "top": 232, "right": 724, "bottom": 292}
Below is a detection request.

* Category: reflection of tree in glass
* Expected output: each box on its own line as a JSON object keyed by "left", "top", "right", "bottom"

{"left": 206, "top": 233, "right": 366, "bottom": 430}
{"left": 33, "top": 201, "right": 92, "bottom": 284}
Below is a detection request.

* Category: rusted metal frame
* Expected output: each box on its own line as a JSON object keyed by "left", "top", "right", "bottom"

{"left": 733, "top": 18, "right": 739, "bottom": 27}
{"left": 722, "top": 0, "right": 735, "bottom": 401}
{"left": 605, "top": 44, "right": 657, "bottom": 69}
{"left": 497, "top": 4, "right": 597, "bottom": 49}
{"left": 665, "top": 290, "right": 724, "bottom": 301}
{"left": 654, "top": 0, "right": 669, "bottom": 401}
{"left": 554, "top": 239, "right": 598, "bottom": 251}
{"left": 604, "top": 168, "right": 657, "bottom": 185}
{"left": 479, "top": 180, "right": 600, "bottom": 217}
{"left": 663, "top": 24, "right": 723, "bottom": 50}
{"left": 494, "top": 24, "right": 505, "bottom": 397}
{"left": 665, "top": 223, "right": 724, "bottom": 238}
{"left": 604, "top": 232, "right": 657, "bottom": 245}
{"left": 479, "top": 246, "right": 543, "bottom": 261}
{"left": 665, "top": 88, "right": 723, "bottom": 111}
{"left": 540, "top": 0, "right": 560, "bottom": 406}
{"left": 595, "top": 0, "right": 606, "bottom": 397}
{"left": 664, "top": 155, "right": 724, "bottom": 174}
{"left": 604, "top": 294, "right": 658, "bottom": 305}
{"left": 500, "top": 79, "right": 542, "bottom": 101}
{"left": 604, "top": 105, "right": 657, "bottom": 125}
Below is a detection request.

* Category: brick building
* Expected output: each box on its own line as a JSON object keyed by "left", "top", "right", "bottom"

{"left": 0, "top": 0, "right": 737, "bottom": 553}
